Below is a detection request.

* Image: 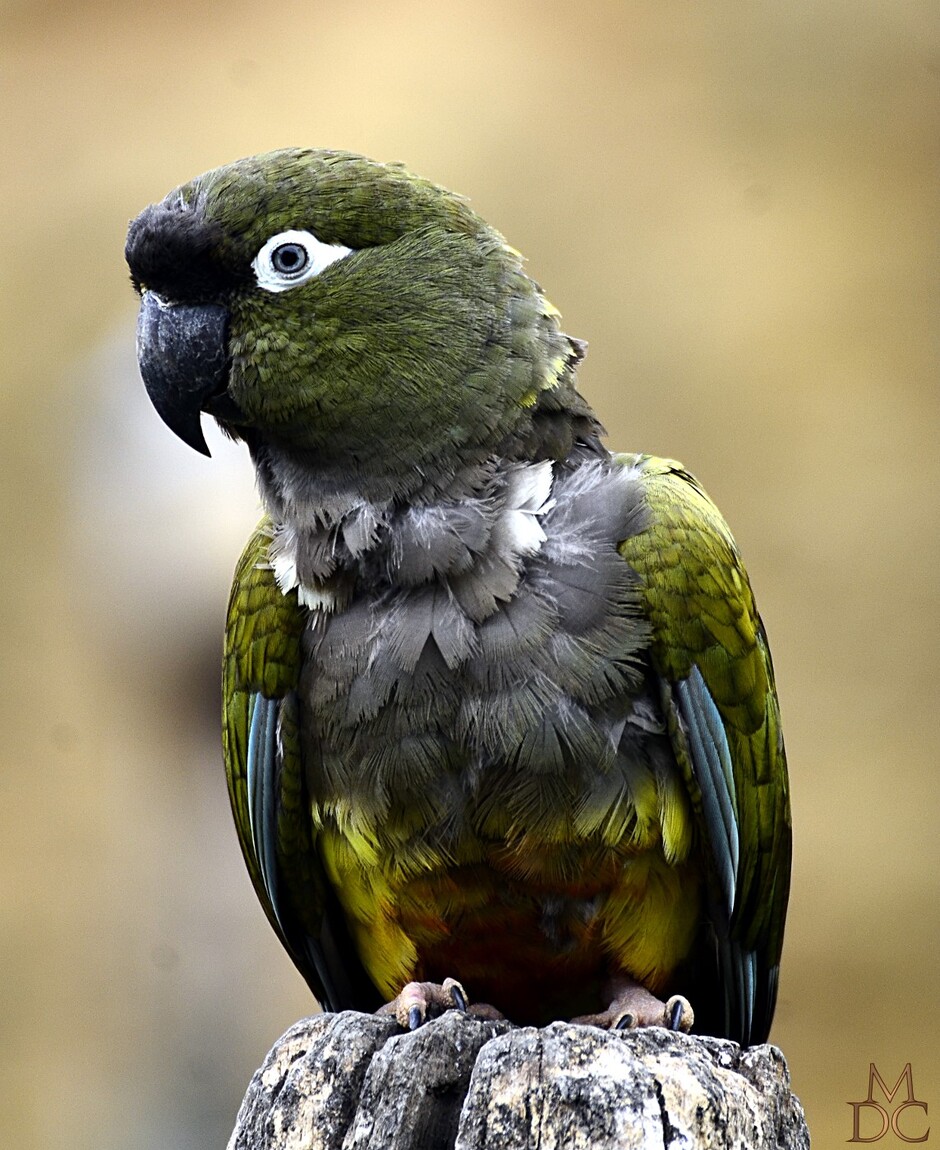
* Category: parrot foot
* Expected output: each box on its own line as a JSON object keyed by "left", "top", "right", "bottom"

{"left": 378, "top": 978, "right": 504, "bottom": 1030}
{"left": 572, "top": 977, "right": 694, "bottom": 1033}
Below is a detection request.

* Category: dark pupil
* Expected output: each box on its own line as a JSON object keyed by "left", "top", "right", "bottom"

{"left": 272, "top": 243, "right": 308, "bottom": 275}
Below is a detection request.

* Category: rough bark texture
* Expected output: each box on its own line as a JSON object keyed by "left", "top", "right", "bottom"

{"left": 228, "top": 1011, "right": 809, "bottom": 1150}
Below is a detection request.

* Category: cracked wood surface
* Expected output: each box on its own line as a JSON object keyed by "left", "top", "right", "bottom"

{"left": 228, "top": 1011, "right": 809, "bottom": 1150}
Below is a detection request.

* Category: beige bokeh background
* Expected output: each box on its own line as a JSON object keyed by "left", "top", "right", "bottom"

{"left": 2, "top": 2, "right": 937, "bottom": 1146}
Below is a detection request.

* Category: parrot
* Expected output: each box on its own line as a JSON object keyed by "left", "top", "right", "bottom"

{"left": 125, "top": 148, "right": 791, "bottom": 1046}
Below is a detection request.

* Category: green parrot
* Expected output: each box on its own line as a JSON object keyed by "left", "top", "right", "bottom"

{"left": 125, "top": 149, "right": 790, "bottom": 1045}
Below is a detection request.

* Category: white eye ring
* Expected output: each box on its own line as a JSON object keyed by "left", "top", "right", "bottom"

{"left": 252, "top": 229, "right": 353, "bottom": 293}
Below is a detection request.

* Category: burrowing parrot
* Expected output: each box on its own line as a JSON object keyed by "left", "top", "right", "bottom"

{"left": 125, "top": 149, "right": 791, "bottom": 1045}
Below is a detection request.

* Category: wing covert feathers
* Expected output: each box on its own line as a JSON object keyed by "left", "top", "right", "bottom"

{"left": 617, "top": 454, "right": 791, "bottom": 1044}
{"left": 223, "top": 520, "right": 377, "bottom": 1012}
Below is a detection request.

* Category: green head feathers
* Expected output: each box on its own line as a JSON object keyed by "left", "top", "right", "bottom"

{"left": 126, "top": 149, "right": 597, "bottom": 496}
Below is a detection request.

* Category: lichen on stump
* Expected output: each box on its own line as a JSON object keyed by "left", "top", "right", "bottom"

{"left": 228, "top": 1011, "right": 809, "bottom": 1150}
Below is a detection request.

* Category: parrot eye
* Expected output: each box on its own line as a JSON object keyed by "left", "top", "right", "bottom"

{"left": 252, "top": 229, "right": 353, "bottom": 293}
{"left": 271, "top": 243, "right": 308, "bottom": 275}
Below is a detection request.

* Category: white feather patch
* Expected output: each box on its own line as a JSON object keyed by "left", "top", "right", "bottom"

{"left": 297, "top": 583, "right": 338, "bottom": 611}
{"left": 494, "top": 460, "right": 554, "bottom": 558}
{"left": 269, "top": 528, "right": 337, "bottom": 612}
{"left": 269, "top": 525, "right": 299, "bottom": 595}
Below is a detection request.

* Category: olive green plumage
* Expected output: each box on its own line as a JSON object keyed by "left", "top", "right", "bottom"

{"left": 127, "top": 148, "right": 791, "bottom": 1045}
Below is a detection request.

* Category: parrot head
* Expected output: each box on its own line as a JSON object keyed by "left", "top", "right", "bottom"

{"left": 126, "top": 149, "right": 595, "bottom": 502}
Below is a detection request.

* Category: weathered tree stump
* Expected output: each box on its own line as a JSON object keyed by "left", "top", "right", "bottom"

{"left": 228, "top": 1011, "right": 809, "bottom": 1150}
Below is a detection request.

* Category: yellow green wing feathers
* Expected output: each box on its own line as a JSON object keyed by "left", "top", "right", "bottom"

{"left": 618, "top": 454, "right": 791, "bottom": 1043}
{"left": 223, "top": 519, "right": 377, "bottom": 1011}
{"left": 223, "top": 520, "right": 304, "bottom": 931}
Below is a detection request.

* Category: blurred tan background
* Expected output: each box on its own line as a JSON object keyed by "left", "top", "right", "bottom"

{"left": 1, "top": 1, "right": 937, "bottom": 1146}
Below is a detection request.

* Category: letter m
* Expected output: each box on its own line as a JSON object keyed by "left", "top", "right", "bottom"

{"left": 867, "top": 1063, "right": 917, "bottom": 1105}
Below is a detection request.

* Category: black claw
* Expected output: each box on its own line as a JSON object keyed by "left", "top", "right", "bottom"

{"left": 615, "top": 1012, "right": 635, "bottom": 1030}
{"left": 408, "top": 1005, "right": 423, "bottom": 1031}
{"left": 668, "top": 999, "right": 684, "bottom": 1031}
{"left": 450, "top": 985, "right": 468, "bottom": 1012}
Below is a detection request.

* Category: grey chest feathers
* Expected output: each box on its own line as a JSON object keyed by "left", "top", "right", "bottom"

{"left": 270, "top": 454, "right": 679, "bottom": 861}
